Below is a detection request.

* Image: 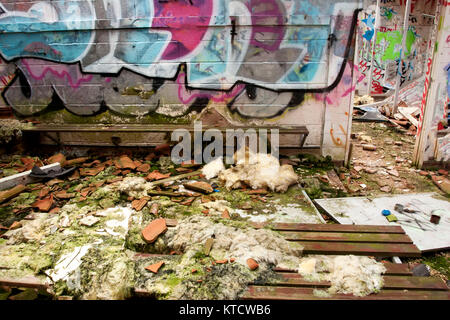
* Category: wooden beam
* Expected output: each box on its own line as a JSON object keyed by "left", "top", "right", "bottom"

{"left": 273, "top": 262, "right": 412, "bottom": 276}
{"left": 296, "top": 241, "right": 421, "bottom": 257}
{"left": 280, "top": 231, "right": 413, "bottom": 244}
{"left": 241, "top": 286, "right": 450, "bottom": 300}
{"left": 271, "top": 223, "right": 406, "bottom": 234}
{"left": 267, "top": 274, "right": 448, "bottom": 291}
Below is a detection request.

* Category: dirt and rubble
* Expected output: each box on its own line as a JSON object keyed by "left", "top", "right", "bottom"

{"left": 0, "top": 119, "right": 449, "bottom": 300}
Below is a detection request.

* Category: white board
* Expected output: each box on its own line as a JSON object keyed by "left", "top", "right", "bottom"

{"left": 315, "top": 193, "right": 450, "bottom": 252}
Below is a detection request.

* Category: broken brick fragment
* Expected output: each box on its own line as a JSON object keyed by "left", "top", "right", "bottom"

{"left": 150, "top": 203, "right": 159, "bottom": 215}
{"left": 137, "top": 163, "right": 151, "bottom": 173}
{"left": 55, "top": 191, "right": 76, "bottom": 199}
{"left": 145, "top": 261, "right": 164, "bottom": 274}
{"left": 363, "top": 144, "right": 377, "bottom": 151}
{"left": 230, "top": 258, "right": 236, "bottom": 263}
{"left": 68, "top": 170, "right": 80, "bottom": 181}
{"left": 191, "top": 269, "right": 198, "bottom": 274}
{"left": 180, "top": 197, "right": 195, "bottom": 206}
{"left": 39, "top": 187, "right": 50, "bottom": 199}
{"left": 79, "top": 166, "right": 104, "bottom": 176}
{"left": 114, "top": 156, "right": 136, "bottom": 170}
{"left": 215, "top": 259, "right": 228, "bottom": 264}
{"left": 47, "top": 153, "right": 66, "bottom": 166}
{"left": 9, "top": 221, "right": 22, "bottom": 230}
{"left": 142, "top": 218, "right": 168, "bottom": 243}
{"left": 246, "top": 258, "right": 259, "bottom": 271}
{"left": 32, "top": 195, "right": 54, "bottom": 212}
{"left": 132, "top": 197, "right": 150, "bottom": 211}
{"left": 146, "top": 170, "right": 171, "bottom": 181}
{"left": 221, "top": 209, "right": 230, "bottom": 219}
{"left": 184, "top": 182, "right": 213, "bottom": 194}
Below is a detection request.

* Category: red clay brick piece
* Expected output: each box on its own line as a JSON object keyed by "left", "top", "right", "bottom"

{"left": 247, "top": 258, "right": 259, "bottom": 271}
{"left": 145, "top": 261, "right": 164, "bottom": 274}
{"left": 142, "top": 218, "right": 168, "bottom": 243}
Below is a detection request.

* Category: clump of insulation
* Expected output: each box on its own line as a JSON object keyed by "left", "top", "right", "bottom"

{"left": 166, "top": 215, "right": 303, "bottom": 267}
{"left": 201, "top": 156, "right": 225, "bottom": 179}
{"left": 354, "top": 95, "right": 375, "bottom": 105}
{"left": 297, "top": 255, "right": 386, "bottom": 297}
{"left": 218, "top": 148, "right": 298, "bottom": 192}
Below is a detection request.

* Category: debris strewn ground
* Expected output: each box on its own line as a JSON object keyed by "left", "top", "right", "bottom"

{"left": 0, "top": 119, "right": 449, "bottom": 300}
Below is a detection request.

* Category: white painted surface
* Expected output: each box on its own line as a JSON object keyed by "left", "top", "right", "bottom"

{"left": 315, "top": 193, "right": 450, "bottom": 252}
{"left": 0, "top": 163, "right": 61, "bottom": 191}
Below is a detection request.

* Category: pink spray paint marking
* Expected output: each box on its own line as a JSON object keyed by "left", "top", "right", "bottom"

{"left": 153, "top": 0, "right": 213, "bottom": 60}
{"left": 176, "top": 72, "right": 245, "bottom": 104}
{"left": 22, "top": 59, "right": 93, "bottom": 89}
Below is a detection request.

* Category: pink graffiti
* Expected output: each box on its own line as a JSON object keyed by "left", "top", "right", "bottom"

{"left": 315, "top": 63, "right": 362, "bottom": 106}
{"left": 176, "top": 72, "right": 245, "bottom": 104}
{"left": 247, "top": 0, "right": 285, "bottom": 52}
{"left": 21, "top": 59, "right": 93, "bottom": 89}
{"left": 153, "top": 0, "right": 213, "bottom": 60}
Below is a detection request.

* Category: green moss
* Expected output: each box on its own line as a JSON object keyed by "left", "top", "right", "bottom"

{"left": 31, "top": 108, "right": 191, "bottom": 125}
{"left": 423, "top": 254, "right": 450, "bottom": 279}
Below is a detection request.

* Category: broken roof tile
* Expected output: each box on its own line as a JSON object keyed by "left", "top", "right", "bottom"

{"left": 184, "top": 182, "right": 213, "bottom": 194}
{"left": 146, "top": 170, "right": 171, "bottom": 181}
{"left": 142, "top": 218, "right": 167, "bottom": 243}
{"left": 145, "top": 261, "right": 165, "bottom": 274}
{"left": 246, "top": 258, "right": 259, "bottom": 271}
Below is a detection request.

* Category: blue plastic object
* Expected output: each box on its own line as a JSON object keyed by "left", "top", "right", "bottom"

{"left": 382, "top": 209, "right": 391, "bottom": 216}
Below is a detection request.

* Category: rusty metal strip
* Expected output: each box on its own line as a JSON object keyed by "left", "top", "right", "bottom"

{"left": 280, "top": 231, "right": 413, "bottom": 244}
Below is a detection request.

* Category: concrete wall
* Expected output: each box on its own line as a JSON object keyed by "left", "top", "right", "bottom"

{"left": 0, "top": 0, "right": 364, "bottom": 161}
{"left": 414, "top": 1, "right": 450, "bottom": 166}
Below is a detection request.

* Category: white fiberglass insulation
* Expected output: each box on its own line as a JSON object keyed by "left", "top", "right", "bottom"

{"left": 201, "top": 156, "right": 225, "bottom": 179}
{"left": 217, "top": 148, "right": 298, "bottom": 192}
{"left": 297, "top": 255, "right": 387, "bottom": 297}
{"left": 166, "top": 216, "right": 303, "bottom": 267}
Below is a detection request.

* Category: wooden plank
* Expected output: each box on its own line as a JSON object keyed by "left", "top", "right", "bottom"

{"left": 269, "top": 273, "right": 448, "bottom": 291}
{"left": 280, "top": 231, "right": 413, "bottom": 244}
{"left": 23, "top": 124, "right": 309, "bottom": 134}
{"left": 241, "top": 286, "right": 450, "bottom": 300}
{"left": 0, "top": 163, "right": 61, "bottom": 191}
{"left": 273, "top": 262, "right": 412, "bottom": 276}
{"left": 297, "top": 241, "right": 421, "bottom": 257}
{"left": 0, "top": 276, "right": 48, "bottom": 290}
{"left": 272, "top": 223, "right": 405, "bottom": 234}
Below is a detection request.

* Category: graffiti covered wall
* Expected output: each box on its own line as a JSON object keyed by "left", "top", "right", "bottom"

{"left": 357, "top": 0, "right": 437, "bottom": 95}
{"left": 0, "top": 0, "right": 363, "bottom": 160}
{"left": 414, "top": 1, "right": 450, "bottom": 165}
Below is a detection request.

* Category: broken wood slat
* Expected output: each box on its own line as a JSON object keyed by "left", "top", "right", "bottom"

{"left": 273, "top": 262, "right": 412, "bottom": 276}
{"left": 0, "top": 276, "right": 49, "bottom": 290}
{"left": 0, "top": 163, "right": 61, "bottom": 191}
{"left": 270, "top": 273, "right": 448, "bottom": 291}
{"left": 280, "top": 231, "right": 413, "bottom": 244}
{"left": 0, "top": 184, "right": 26, "bottom": 204}
{"left": 271, "top": 223, "right": 405, "bottom": 234}
{"left": 296, "top": 241, "right": 421, "bottom": 257}
{"left": 241, "top": 286, "right": 450, "bottom": 300}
